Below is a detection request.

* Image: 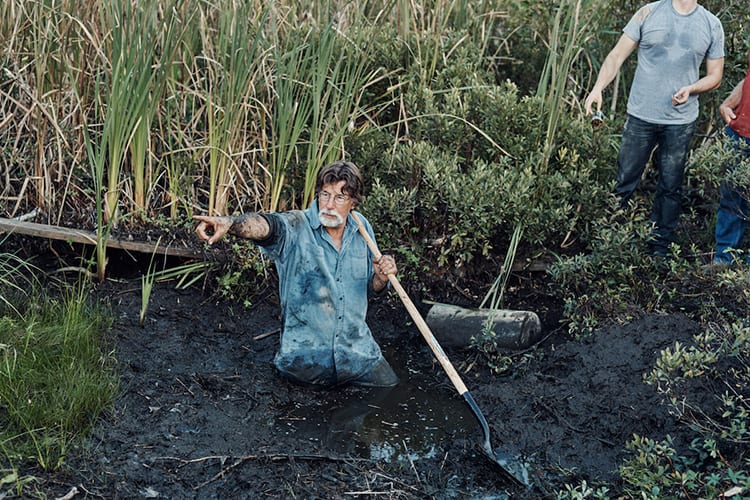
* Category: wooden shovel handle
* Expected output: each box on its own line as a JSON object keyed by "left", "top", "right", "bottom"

{"left": 352, "top": 212, "right": 469, "bottom": 395}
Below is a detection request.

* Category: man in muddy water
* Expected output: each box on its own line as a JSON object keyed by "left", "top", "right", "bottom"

{"left": 194, "top": 160, "right": 400, "bottom": 388}
{"left": 584, "top": 0, "right": 724, "bottom": 258}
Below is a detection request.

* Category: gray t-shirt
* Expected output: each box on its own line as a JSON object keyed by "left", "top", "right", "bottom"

{"left": 624, "top": 0, "right": 724, "bottom": 124}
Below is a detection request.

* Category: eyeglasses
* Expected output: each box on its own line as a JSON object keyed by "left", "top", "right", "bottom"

{"left": 318, "top": 191, "right": 350, "bottom": 206}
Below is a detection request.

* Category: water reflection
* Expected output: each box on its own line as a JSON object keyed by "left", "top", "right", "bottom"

{"left": 275, "top": 347, "right": 476, "bottom": 463}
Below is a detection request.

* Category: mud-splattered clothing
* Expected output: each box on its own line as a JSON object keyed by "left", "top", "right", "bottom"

{"left": 258, "top": 201, "right": 386, "bottom": 386}
{"left": 623, "top": 0, "right": 724, "bottom": 125}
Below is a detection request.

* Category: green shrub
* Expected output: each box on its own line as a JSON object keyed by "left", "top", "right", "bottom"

{"left": 356, "top": 62, "right": 617, "bottom": 291}
{"left": 645, "top": 322, "right": 750, "bottom": 445}
{"left": 619, "top": 434, "right": 750, "bottom": 499}
{"left": 555, "top": 314, "right": 750, "bottom": 497}
{"left": 214, "top": 241, "right": 271, "bottom": 307}
{"left": 547, "top": 196, "right": 658, "bottom": 334}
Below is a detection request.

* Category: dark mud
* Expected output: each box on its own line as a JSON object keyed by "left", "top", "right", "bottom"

{"left": 14, "top": 243, "right": 700, "bottom": 499}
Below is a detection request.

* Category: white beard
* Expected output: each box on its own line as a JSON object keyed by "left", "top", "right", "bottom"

{"left": 319, "top": 209, "right": 344, "bottom": 228}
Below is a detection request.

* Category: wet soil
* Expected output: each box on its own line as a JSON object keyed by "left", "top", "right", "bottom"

{"left": 16, "top": 243, "right": 701, "bottom": 499}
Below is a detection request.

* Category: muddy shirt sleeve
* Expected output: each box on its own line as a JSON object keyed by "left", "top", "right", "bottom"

{"left": 256, "top": 211, "right": 308, "bottom": 263}
{"left": 252, "top": 213, "right": 281, "bottom": 247}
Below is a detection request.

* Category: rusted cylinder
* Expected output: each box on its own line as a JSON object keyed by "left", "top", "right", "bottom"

{"left": 425, "top": 302, "right": 542, "bottom": 350}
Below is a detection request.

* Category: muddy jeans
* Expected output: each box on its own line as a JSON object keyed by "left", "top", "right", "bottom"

{"left": 714, "top": 126, "right": 750, "bottom": 264}
{"left": 615, "top": 115, "right": 696, "bottom": 256}
{"left": 279, "top": 356, "right": 398, "bottom": 388}
{"left": 351, "top": 357, "right": 399, "bottom": 388}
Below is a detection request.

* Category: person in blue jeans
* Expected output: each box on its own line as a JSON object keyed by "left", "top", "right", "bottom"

{"left": 713, "top": 51, "right": 750, "bottom": 266}
{"left": 584, "top": 0, "right": 724, "bottom": 257}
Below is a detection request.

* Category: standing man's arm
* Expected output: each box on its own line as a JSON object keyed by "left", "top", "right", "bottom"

{"left": 584, "top": 34, "right": 639, "bottom": 115}
{"left": 672, "top": 57, "right": 725, "bottom": 105}
{"left": 719, "top": 78, "right": 744, "bottom": 124}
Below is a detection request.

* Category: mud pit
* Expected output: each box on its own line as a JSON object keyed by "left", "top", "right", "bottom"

{"left": 43, "top": 257, "right": 700, "bottom": 499}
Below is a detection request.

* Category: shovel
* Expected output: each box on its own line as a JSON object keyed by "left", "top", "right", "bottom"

{"left": 353, "top": 213, "right": 528, "bottom": 487}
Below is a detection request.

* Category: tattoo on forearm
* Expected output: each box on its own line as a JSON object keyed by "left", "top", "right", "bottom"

{"left": 230, "top": 214, "right": 270, "bottom": 240}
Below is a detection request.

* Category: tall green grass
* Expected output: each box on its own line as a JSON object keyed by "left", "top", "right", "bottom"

{"left": 1, "top": 0, "right": 502, "bottom": 225}
{"left": 200, "top": 1, "right": 267, "bottom": 216}
{"left": 265, "top": 22, "right": 315, "bottom": 212}
{"left": 102, "top": 0, "right": 184, "bottom": 222}
{"left": 0, "top": 253, "right": 118, "bottom": 472}
{"left": 69, "top": 0, "right": 184, "bottom": 279}
{"left": 0, "top": 237, "right": 35, "bottom": 317}
{"left": 537, "top": 0, "right": 605, "bottom": 172}
{"left": 301, "top": 25, "right": 390, "bottom": 207}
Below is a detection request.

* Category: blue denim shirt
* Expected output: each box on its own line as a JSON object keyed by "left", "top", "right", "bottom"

{"left": 259, "top": 201, "right": 385, "bottom": 386}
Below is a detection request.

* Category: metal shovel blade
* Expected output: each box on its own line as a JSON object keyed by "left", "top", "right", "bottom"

{"left": 463, "top": 392, "right": 530, "bottom": 488}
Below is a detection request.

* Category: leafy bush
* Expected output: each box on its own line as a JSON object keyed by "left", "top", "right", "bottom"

{"left": 357, "top": 51, "right": 617, "bottom": 290}
{"left": 619, "top": 434, "right": 750, "bottom": 499}
{"left": 214, "top": 241, "right": 272, "bottom": 308}
{"left": 547, "top": 198, "right": 655, "bottom": 334}
{"left": 644, "top": 322, "right": 750, "bottom": 445}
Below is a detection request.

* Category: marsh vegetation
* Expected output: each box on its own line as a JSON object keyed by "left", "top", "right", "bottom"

{"left": 1, "top": 0, "right": 749, "bottom": 497}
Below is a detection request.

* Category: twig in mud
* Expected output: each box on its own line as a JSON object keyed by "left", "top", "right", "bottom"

{"left": 151, "top": 453, "right": 368, "bottom": 490}
{"left": 402, "top": 439, "right": 421, "bottom": 484}
{"left": 371, "top": 472, "right": 422, "bottom": 493}
{"left": 462, "top": 357, "right": 477, "bottom": 374}
{"left": 75, "top": 484, "right": 106, "bottom": 499}
{"left": 344, "top": 491, "right": 408, "bottom": 496}
{"left": 156, "top": 455, "right": 227, "bottom": 466}
{"left": 55, "top": 486, "right": 79, "bottom": 500}
{"left": 253, "top": 328, "right": 280, "bottom": 341}
{"left": 195, "top": 457, "right": 247, "bottom": 490}
{"left": 175, "top": 377, "right": 195, "bottom": 396}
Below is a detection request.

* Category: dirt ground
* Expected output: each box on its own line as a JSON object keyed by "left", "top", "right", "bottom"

{"left": 18, "top": 245, "right": 700, "bottom": 499}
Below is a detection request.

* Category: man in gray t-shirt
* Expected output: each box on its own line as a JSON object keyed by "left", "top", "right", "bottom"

{"left": 584, "top": 0, "right": 724, "bottom": 257}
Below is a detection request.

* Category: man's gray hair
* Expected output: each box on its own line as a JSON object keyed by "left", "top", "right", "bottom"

{"left": 315, "top": 161, "right": 365, "bottom": 204}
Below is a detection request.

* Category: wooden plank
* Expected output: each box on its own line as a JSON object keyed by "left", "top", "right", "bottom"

{"left": 0, "top": 217, "right": 548, "bottom": 270}
{"left": 0, "top": 217, "right": 206, "bottom": 259}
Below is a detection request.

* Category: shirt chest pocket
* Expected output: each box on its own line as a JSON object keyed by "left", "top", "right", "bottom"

{"left": 345, "top": 243, "right": 370, "bottom": 282}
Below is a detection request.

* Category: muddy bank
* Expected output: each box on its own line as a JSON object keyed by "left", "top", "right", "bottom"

{"left": 30, "top": 270, "right": 701, "bottom": 499}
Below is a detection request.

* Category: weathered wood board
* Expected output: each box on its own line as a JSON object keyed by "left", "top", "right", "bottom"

{"left": 0, "top": 217, "right": 205, "bottom": 259}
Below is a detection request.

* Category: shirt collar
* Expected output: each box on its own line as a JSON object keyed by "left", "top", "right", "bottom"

{"left": 307, "top": 199, "right": 323, "bottom": 229}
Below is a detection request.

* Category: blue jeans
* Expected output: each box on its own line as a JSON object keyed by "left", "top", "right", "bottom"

{"left": 714, "top": 126, "right": 750, "bottom": 264}
{"left": 616, "top": 115, "right": 696, "bottom": 256}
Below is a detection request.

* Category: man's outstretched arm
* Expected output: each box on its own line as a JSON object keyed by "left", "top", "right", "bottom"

{"left": 194, "top": 214, "right": 270, "bottom": 244}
